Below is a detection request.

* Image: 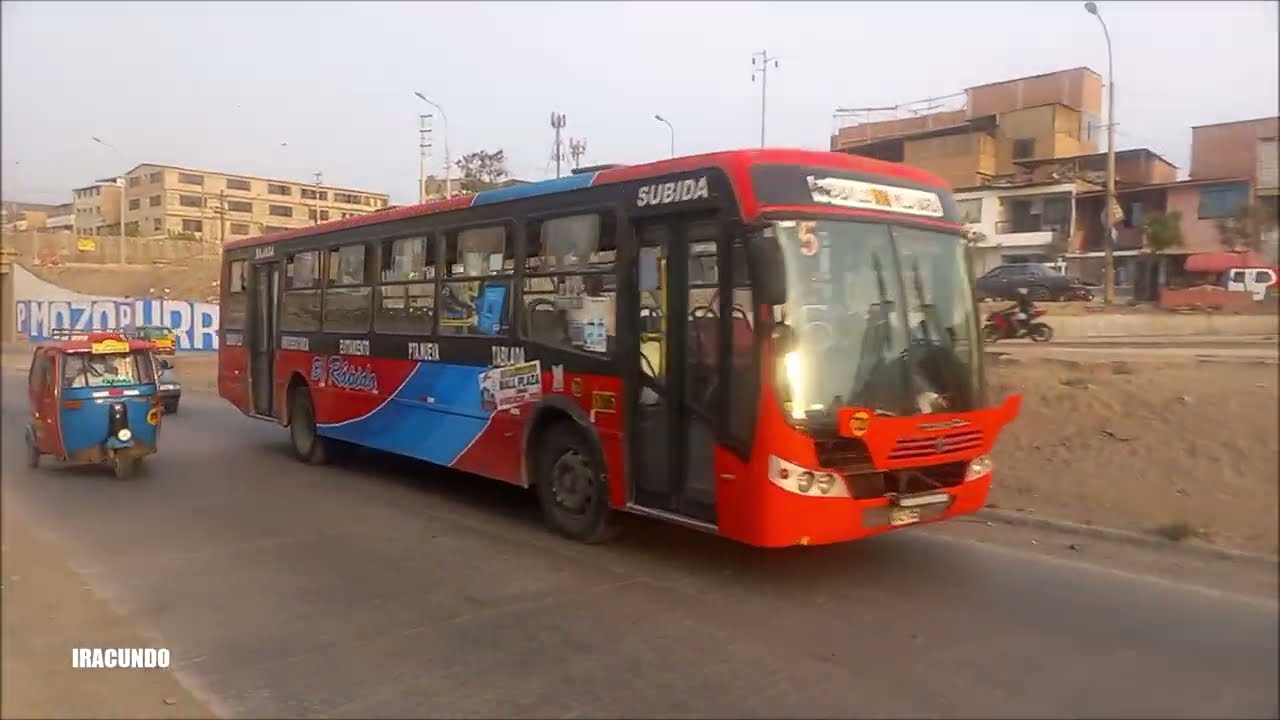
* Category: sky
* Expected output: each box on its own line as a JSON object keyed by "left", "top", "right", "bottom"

{"left": 2, "top": 0, "right": 1278, "bottom": 206}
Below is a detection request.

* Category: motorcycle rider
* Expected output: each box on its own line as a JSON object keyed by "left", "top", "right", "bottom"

{"left": 1004, "top": 287, "right": 1038, "bottom": 337}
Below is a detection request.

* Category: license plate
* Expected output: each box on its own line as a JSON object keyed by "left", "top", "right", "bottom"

{"left": 888, "top": 507, "right": 922, "bottom": 526}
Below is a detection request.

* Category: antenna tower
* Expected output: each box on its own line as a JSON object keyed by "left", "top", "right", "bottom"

{"left": 568, "top": 138, "right": 587, "bottom": 169}
{"left": 550, "top": 112, "right": 568, "bottom": 178}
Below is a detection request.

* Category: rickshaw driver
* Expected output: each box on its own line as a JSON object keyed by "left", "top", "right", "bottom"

{"left": 63, "top": 354, "right": 134, "bottom": 388}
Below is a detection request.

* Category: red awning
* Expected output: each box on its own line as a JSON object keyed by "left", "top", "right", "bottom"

{"left": 1183, "top": 251, "right": 1273, "bottom": 273}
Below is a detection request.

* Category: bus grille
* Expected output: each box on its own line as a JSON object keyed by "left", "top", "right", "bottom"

{"left": 846, "top": 462, "right": 969, "bottom": 499}
{"left": 814, "top": 437, "right": 875, "bottom": 475}
{"left": 888, "top": 429, "right": 984, "bottom": 461}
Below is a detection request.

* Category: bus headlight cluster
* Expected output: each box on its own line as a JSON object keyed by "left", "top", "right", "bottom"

{"left": 768, "top": 455, "right": 849, "bottom": 498}
{"left": 964, "top": 454, "right": 993, "bottom": 481}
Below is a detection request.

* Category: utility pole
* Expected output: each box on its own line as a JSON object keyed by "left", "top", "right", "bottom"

{"left": 417, "top": 114, "right": 433, "bottom": 203}
{"left": 413, "top": 93, "right": 450, "bottom": 196}
{"left": 217, "top": 190, "right": 227, "bottom": 255}
{"left": 312, "top": 171, "right": 323, "bottom": 224}
{"left": 751, "top": 50, "right": 780, "bottom": 148}
{"left": 569, "top": 138, "right": 587, "bottom": 170}
{"left": 550, "top": 112, "right": 567, "bottom": 178}
{"left": 117, "top": 176, "right": 128, "bottom": 265}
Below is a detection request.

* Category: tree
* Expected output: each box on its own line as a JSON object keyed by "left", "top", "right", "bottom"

{"left": 454, "top": 149, "right": 510, "bottom": 193}
{"left": 1141, "top": 210, "right": 1185, "bottom": 253}
{"left": 1134, "top": 210, "right": 1184, "bottom": 301}
{"left": 1214, "top": 202, "right": 1277, "bottom": 253}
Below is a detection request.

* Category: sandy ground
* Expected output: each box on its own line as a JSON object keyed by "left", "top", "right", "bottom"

{"left": 987, "top": 356, "right": 1279, "bottom": 555}
{"left": 0, "top": 509, "right": 216, "bottom": 720}
{"left": 3, "top": 346, "right": 1276, "bottom": 556}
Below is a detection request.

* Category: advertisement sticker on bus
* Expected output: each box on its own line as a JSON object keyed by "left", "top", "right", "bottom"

{"left": 479, "top": 360, "right": 542, "bottom": 412}
{"left": 806, "top": 176, "right": 944, "bottom": 217}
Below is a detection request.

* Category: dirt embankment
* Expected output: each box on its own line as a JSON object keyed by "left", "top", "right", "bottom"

{"left": 987, "top": 357, "right": 1279, "bottom": 556}
{"left": 23, "top": 259, "right": 222, "bottom": 303}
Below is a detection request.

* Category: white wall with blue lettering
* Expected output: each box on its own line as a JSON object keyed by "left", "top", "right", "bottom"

{"left": 12, "top": 264, "right": 220, "bottom": 351}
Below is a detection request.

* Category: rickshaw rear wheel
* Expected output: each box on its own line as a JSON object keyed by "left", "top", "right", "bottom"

{"left": 113, "top": 454, "right": 137, "bottom": 481}
{"left": 289, "top": 387, "right": 330, "bottom": 465}
{"left": 26, "top": 438, "right": 40, "bottom": 469}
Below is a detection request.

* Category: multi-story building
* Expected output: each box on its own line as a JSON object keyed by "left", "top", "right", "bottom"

{"left": 72, "top": 181, "right": 123, "bottom": 236}
{"left": 832, "top": 67, "right": 1104, "bottom": 190}
{"left": 2, "top": 201, "right": 75, "bottom": 232}
{"left": 111, "top": 164, "right": 390, "bottom": 243}
{"left": 1190, "top": 117, "right": 1279, "bottom": 260}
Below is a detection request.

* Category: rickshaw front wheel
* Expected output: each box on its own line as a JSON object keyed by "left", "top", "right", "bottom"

{"left": 25, "top": 438, "right": 40, "bottom": 469}
{"left": 113, "top": 454, "right": 137, "bottom": 481}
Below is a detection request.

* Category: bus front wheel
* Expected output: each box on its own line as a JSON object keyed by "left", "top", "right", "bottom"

{"left": 535, "top": 421, "right": 617, "bottom": 544}
{"left": 289, "top": 387, "right": 330, "bottom": 465}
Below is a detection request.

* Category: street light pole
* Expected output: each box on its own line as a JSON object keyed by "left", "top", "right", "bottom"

{"left": 751, "top": 50, "right": 780, "bottom": 147}
{"left": 414, "top": 93, "right": 451, "bottom": 196}
{"left": 91, "top": 136, "right": 127, "bottom": 265}
{"left": 1085, "top": 1, "right": 1117, "bottom": 304}
{"left": 654, "top": 114, "right": 675, "bottom": 158}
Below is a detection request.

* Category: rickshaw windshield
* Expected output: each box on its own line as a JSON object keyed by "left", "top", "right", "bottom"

{"left": 62, "top": 352, "right": 154, "bottom": 388}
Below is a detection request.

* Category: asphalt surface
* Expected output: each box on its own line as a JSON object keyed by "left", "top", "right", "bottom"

{"left": 989, "top": 335, "right": 1278, "bottom": 363}
{"left": 3, "top": 374, "right": 1277, "bottom": 719}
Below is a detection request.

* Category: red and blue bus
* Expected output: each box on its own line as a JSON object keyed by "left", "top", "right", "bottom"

{"left": 218, "top": 148, "right": 1021, "bottom": 547}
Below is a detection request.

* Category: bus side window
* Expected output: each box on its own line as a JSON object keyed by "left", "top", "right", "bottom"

{"left": 375, "top": 235, "right": 436, "bottom": 335}
{"left": 323, "top": 242, "right": 372, "bottom": 334}
{"left": 522, "top": 212, "right": 616, "bottom": 355}
{"left": 440, "top": 225, "right": 513, "bottom": 337}
{"left": 280, "top": 251, "right": 323, "bottom": 332}
{"left": 223, "top": 260, "right": 248, "bottom": 330}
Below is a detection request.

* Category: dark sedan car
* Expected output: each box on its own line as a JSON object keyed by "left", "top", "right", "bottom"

{"left": 974, "top": 263, "right": 1091, "bottom": 301}
{"left": 156, "top": 358, "right": 182, "bottom": 414}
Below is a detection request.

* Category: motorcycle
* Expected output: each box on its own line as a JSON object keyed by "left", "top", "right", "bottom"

{"left": 983, "top": 307, "right": 1053, "bottom": 343}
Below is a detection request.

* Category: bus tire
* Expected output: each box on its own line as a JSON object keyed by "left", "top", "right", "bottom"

{"left": 289, "top": 386, "right": 330, "bottom": 465}
{"left": 534, "top": 421, "right": 617, "bottom": 544}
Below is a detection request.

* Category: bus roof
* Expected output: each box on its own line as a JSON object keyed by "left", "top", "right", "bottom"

{"left": 222, "top": 148, "right": 952, "bottom": 251}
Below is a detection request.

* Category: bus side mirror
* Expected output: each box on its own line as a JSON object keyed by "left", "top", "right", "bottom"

{"left": 746, "top": 231, "right": 786, "bottom": 307}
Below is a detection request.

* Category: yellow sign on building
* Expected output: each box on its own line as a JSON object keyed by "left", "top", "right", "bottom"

{"left": 77, "top": 237, "right": 97, "bottom": 252}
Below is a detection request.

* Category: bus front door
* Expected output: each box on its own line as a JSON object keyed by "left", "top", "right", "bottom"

{"left": 627, "top": 216, "right": 722, "bottom": 526}
{"left": 248, "top": 261, "right": 279, "bottom": 417}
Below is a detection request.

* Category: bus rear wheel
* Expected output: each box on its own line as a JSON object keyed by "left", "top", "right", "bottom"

{"left": 535, "top": 421, "right": 617, "bottom": 544}
{"left": 289, "top": 387, "right": 330, "bottom": 465}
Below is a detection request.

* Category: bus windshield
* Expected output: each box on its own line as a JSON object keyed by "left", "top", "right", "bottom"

{"left": 771, "top": 219, "right": 981, "bottom": 421}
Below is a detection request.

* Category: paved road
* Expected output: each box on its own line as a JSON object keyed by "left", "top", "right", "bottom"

{"left": 3, "top": 375, "right": 1277, "bottom": 719}
{"left": 989, "top": 335, "right": 1278, "bottom": 363}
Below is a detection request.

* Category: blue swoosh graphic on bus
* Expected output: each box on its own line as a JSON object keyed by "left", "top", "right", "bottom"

{"left": 317, "top": 362, "right": 490, "bottom": 466}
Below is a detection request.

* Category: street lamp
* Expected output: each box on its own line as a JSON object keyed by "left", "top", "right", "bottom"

{"left": 413, "top": 92, "right": 451, "bottom": 197}
{"left": 654, "top": 114, "right": 675, "bottom": 158}
{"left": 91, "top": 136, "right": 128, "bottom": 265}
{"left": 1085, "top": 1, "right": 1117, "bottom": 304}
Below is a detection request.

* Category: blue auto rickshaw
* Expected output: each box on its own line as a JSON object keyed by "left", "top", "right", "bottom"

{"left": 24, "top": 330, "right": 164, "bottom": 480}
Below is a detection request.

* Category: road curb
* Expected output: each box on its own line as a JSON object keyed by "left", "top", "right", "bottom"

{"left": 977, "top": 508, "right": 1279, "bottom": 567}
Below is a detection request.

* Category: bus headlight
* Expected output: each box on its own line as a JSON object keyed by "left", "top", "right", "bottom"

{"left": 964, "top": 454, "right": 993, "bottom": 481}
{"left": 783, "top": 351, "right": 806, "bottom": 420}
{"left": 768, "top": 455, "right": 848, "bottom": 498}
{"left": 116, "top": 428, "right": 133, "bottom": 442}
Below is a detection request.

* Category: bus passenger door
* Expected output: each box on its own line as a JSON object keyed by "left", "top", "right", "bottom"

{"left": 626, "top": 216, "right": 721, "bottom": 525}
{"left": 248, "top": 261, "right": 280, "bottom": 417}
